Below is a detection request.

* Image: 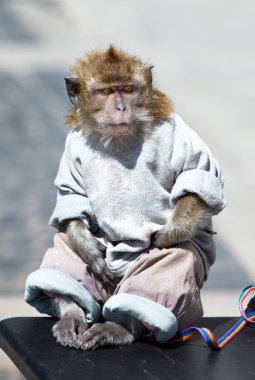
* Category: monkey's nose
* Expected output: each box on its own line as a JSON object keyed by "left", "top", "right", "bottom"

{"left": 116, "top": 103, "right": 126, "bottom": 112}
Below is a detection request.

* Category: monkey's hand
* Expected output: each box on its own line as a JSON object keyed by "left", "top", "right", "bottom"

{"left": 75, "top": 322, "right": 134, "bottom": 350}
{"left": 65, "top": 219, "right": 115, "bottom": 290}
{"left": 83, "top": 233, "right": 115, "bottom": 291}
{"left": 154, "top": 193, "right": 210, "bottom": 249}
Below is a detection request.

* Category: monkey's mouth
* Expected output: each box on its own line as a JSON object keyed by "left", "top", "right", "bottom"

{"left": 112, "top": 123, "right": 130, "bottom": 135}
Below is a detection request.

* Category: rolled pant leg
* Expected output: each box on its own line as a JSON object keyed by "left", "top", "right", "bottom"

{"left": 40, "top": 232, "right": 110, "bottom": 303}
{"left": 114, "top": 242, "right": 205, "bottom": 331}
{"left": 24, "top": 232, "right": 112, "bottom": 323}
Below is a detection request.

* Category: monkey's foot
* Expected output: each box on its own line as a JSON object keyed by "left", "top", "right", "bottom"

{"left": 75, "top": 322, "right": 134, "bottom": 350}
{"left": 52, "top": 317, "right": 88, "bottom": 348}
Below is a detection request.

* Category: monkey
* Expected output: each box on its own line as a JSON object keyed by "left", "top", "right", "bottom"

{"left": 61, "top": 46, "right": 210, "bottom": 286}
{"left": 24, "top": 45, "right": 225, "bottom": 350}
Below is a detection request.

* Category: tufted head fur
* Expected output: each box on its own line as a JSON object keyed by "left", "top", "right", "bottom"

{"left": 65, "top": 45, "right": 173, "bottom": 145}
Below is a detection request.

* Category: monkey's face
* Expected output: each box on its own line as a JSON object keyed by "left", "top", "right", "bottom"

{"left": 87, "top": 83, "right": 152, "bottom": 138}
{"left": 65, "top": 46, "right": 173, "bottom": 145}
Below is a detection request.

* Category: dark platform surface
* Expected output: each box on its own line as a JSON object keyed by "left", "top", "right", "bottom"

{"left": 1, "top": 317, "right": 255, "bottom": 380}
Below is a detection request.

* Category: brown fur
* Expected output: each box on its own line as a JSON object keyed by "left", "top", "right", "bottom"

{"left": 172, "top": 193, "right": 208, "bottom": 225}
{"left": 154, "top": 194, "right": 211, "bottom": 248}
{"left": 65, "top": 45, "right": 173, "bottom": 128}
{"left": 63, "top": 219, "right": 114, "bottom": 291}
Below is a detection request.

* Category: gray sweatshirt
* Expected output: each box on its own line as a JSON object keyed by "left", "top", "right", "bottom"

{"left": 49, "top": 113, "right": 225, "bottom": 279}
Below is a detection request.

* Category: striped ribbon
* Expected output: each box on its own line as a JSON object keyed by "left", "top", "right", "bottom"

{"left": 169, "top": 285, "right": 255, "bottom": 350}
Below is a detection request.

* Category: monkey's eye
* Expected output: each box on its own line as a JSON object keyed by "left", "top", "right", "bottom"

{"left": 122, "top": 86, "right": 133, "bottom": 93}
{"left": 98, "top": 88, "right": 113, "bottom": 95}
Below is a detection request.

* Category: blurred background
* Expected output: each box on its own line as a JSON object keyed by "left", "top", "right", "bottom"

{"left": 0, "top": 0, "right": 255, "bottom": 378}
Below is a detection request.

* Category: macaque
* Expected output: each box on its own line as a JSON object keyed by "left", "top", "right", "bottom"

{"left": 62, "top": 46, "right": 209, "bottom": 287}
{"left": 25, "top": 45, "right": 225, "bottom": 350}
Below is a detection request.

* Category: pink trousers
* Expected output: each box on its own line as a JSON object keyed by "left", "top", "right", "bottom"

{"left": 41, "top": 233, "right": 205, "bottom": 331}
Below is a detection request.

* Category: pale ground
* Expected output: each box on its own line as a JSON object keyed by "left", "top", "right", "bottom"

{"left": 1, "top": 0, "right": 255, "bottom": 378}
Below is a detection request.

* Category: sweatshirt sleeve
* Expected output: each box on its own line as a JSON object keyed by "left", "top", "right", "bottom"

{"left": 49, "top": 131, "right": 94, "bottom": 229}
{"left": 170, "top": 114, "right": 226, "bottom": 214}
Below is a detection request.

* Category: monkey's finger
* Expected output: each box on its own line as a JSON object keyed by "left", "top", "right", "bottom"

{"left": 101, "top": 267, "right": 115, "bottom": 283}
{"left": 98, "top": 273, "right": 116, "bottom": 293}
{"left": 153, "top": 231, "right": 167, "bottom": 248}
{"left": 91, "top": 257, "right": 110, "bottom": 275}
{"left": 92, "top": 259, "right": 115, "bottom": 285}
{"left": 96, "top": 240, "right": 107, "bottom": 252}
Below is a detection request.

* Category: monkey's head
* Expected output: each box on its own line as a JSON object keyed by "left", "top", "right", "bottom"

{"left": 65, "top": 45, "right": 173, "bottom": 146}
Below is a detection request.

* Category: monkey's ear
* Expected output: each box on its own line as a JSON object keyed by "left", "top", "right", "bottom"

{"left": 147, "top": 65, "right": 154, "bottom": 84}
{"left": 64, "top": 77, "right": 80, "bottom": 105}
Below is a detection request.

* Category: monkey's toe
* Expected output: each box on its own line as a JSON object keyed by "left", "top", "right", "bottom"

{"left": 75, "top": 323, "right": 105, "bottom": 350}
